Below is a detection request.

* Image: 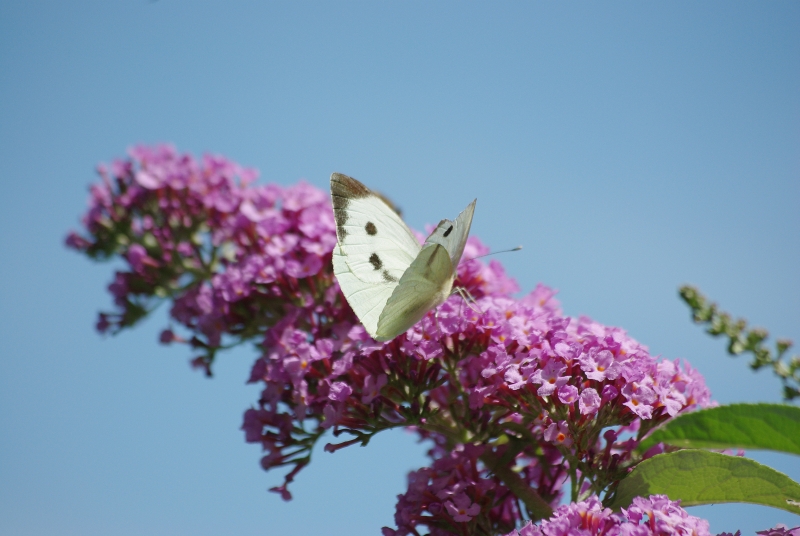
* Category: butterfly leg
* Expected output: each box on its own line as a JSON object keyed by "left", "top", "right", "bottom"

{"left": 451, "top": 286, "right": 483, "bottom": 315}
{"left": 433, "top": 306, "right": 444, "bottom": 337}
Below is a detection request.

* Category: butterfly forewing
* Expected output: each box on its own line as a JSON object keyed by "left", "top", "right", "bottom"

{"left": 423, "top": 199, "right": 476, "bottom": 269}
{"left": 331, "top": 173, "right": 421, "bottom": 284}
{"left": 376, "top": 244, "right": 455, "bottom": 341}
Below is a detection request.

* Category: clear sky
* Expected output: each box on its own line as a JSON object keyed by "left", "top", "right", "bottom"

{"left": 1, "top": 2, "right": 798, "bottom": 535}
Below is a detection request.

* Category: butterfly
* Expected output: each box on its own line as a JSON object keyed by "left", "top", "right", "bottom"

{"left": 330, "top": 173, "right": 476, "bottom": 341}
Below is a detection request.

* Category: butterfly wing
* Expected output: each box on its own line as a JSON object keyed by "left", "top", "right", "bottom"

{"left": 332, "top": 245, "right": 397, "bottom": 337}
{"left": 331, "top": 173, "right": 421, "bottom": 283}
{"left": 423, "top": 199, "right": 476, "bottom": 269}
{"left": 375, "top": 243, "right": 455, "bottom": 341}
{"left": 331, "top": 173, "right": 422, "bottom": 338}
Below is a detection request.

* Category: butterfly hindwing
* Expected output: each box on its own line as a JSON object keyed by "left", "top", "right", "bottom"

{"left": 332, "top": 243, "right": 396, "bottom": 337}
{"left": 331, "top": 173, "right": 420, "bottom": 284}
{"left": 376, "top": 243, "right": 454, "bottom": 341}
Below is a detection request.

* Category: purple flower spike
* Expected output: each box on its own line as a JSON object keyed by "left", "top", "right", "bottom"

{"left": 69, "top": 146, "right": 716, "bottom": 535}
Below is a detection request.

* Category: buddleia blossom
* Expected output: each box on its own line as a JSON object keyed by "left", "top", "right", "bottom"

{"left": 69, "top": 145, "right": 714, "bottom": 535}
{"left": 504, "top": 495, "right": 712, "bottom": 536}
{"left": 366, "top": 283, "right": 711, "bottom": 534}
{"left": 66, "top": 144, "right": 337, "bottom": 371}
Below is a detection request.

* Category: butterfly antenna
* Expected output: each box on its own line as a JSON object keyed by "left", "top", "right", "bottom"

{"left": 463, "top": 246, "right": 522, "bottom": 262}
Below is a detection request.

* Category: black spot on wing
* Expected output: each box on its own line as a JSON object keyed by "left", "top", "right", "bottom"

{"left": 382, "top": 270, "right": 398, "bottom": 282}
{"left": 443, "top": 225, "right": 454, "bottom": 237}
{"left": 365, "top": 221, "right": 377, "bottom": 235}
{"left": 330, "top": 174, "right": 373, "bottom": 241}
{"left": 369, "top": 253, "right": 383, "bottom": 271}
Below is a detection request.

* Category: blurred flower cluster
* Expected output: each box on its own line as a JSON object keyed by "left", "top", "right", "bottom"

{"left": 69, "top": 145, "right": 719, "bottom": 535}
{"left": 504, "top": 495, "right": 712, "bottom": 536}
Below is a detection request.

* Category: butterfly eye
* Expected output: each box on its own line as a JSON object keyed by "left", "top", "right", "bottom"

{"left": 443, "top": 225, "right": 454, "bottom": 237}
{"left": 365, "top": 222, "right": 377, "bottom": 235}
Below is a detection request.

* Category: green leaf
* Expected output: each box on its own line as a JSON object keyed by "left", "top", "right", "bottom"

{"left": 608, "top": 450, "right": 800, "bottom": 515}
{"left": 639, "top": 403, "right": 800, "bottom": 455}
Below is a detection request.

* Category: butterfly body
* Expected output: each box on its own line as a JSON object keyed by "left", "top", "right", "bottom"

{"left": 330, "top": 173, "right": 476, "bottom": 341}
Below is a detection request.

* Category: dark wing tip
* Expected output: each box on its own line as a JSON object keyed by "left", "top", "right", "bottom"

{"left": 331, "top": 173, "right": 371, "bottom": 199}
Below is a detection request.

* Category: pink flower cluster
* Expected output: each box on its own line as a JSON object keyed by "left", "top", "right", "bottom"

{"left": 367, "top": 282, "right": 711, "bottom": 534}
{"left": 505, "top": 496, "right": 711, "bottom": 536}
{"left": 384, "top": 439, "right": 565, "bottom": 536}
{"left": 66, "top": 144, "right": 337, "bottom": 372}
{"left": 69, "top": 146, "right": 715, "bottom": 535}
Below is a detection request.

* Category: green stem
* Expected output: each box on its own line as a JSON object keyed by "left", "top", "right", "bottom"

{"left": 480, "top": 449, "right": 553, "bottom": 521}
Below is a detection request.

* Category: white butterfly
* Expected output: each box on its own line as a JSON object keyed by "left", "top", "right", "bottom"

{"left": 331, "top": 173, "right": 476, "bottom": 342}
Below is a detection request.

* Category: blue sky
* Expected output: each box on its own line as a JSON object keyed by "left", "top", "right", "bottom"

{"left": 0, "top": 2, "right": 798, "bottom": 534}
